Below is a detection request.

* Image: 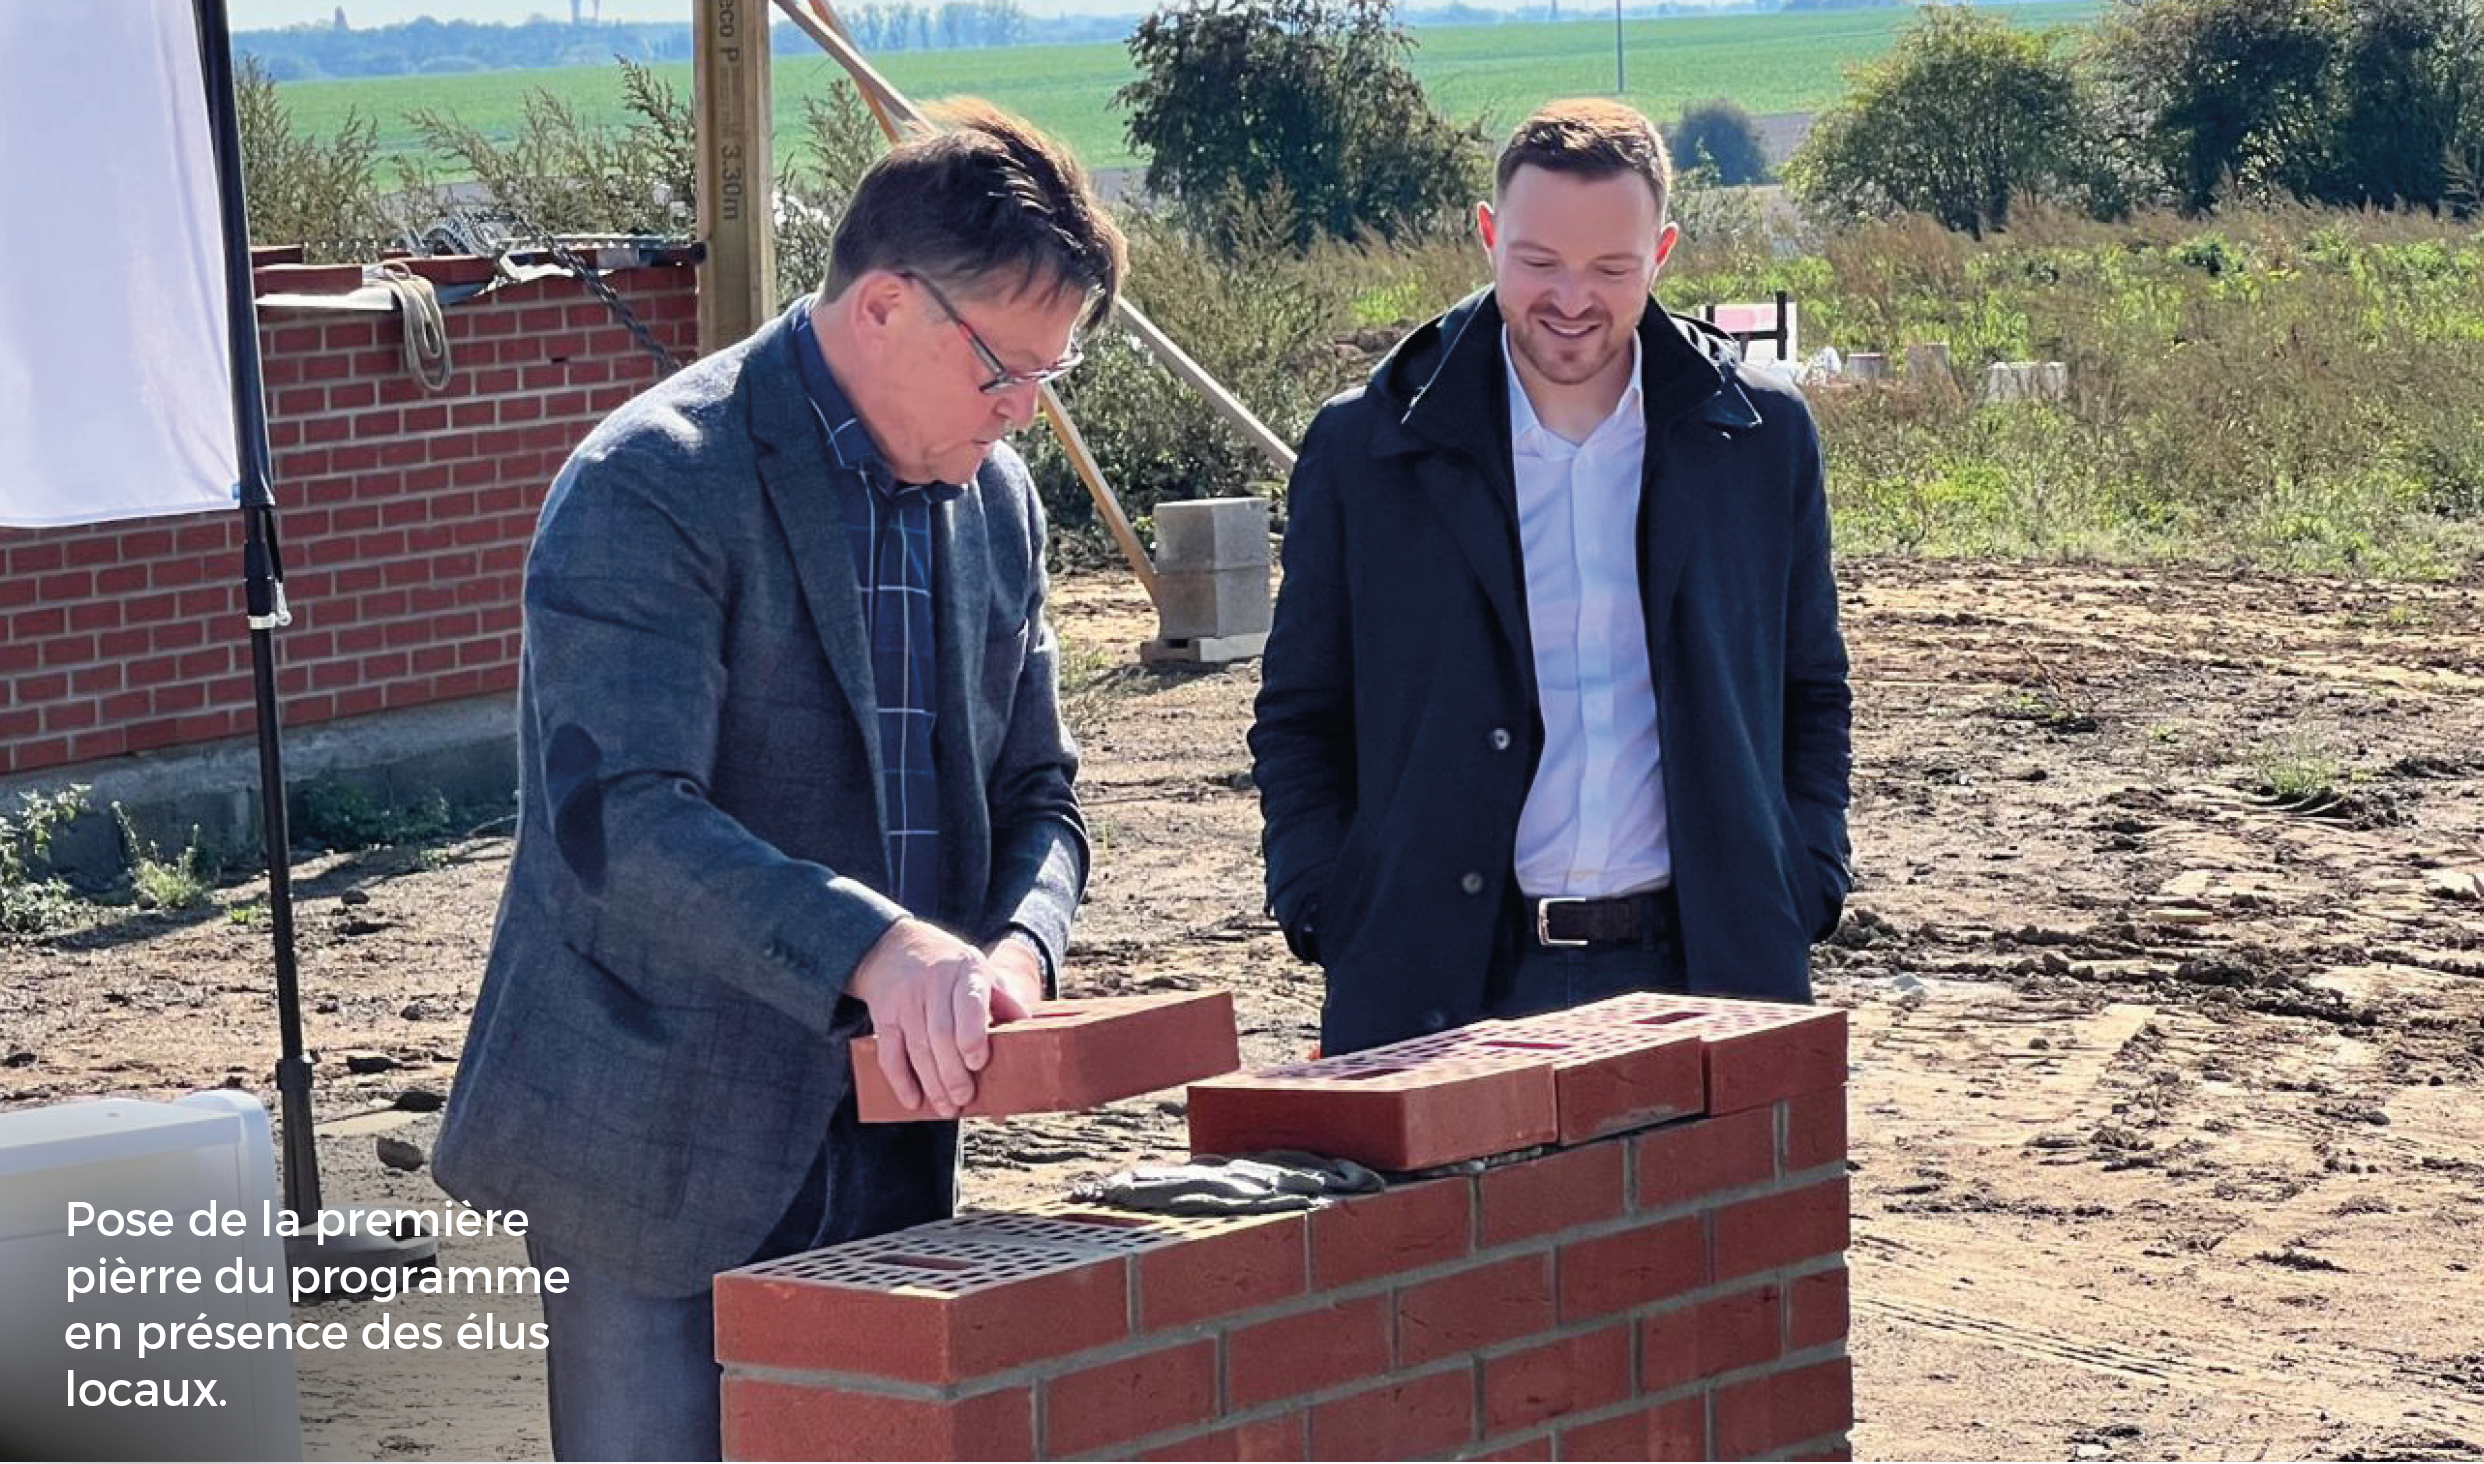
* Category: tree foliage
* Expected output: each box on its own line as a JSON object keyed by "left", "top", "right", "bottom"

{"left": 1671, "top": 98, "right": 1771, "bottom": 186}
{"left": 1116, "top": 0, "right": 1483, "bottom": 249}
{"left": 2089, "top": 0, "right": 2484, "bottom": 214}
{"left": 400, "top": 56, "right": 694, "bottom": 240}
{"left": 1786, "top": 5, "right": 2098, "bottom": 236}
{"left": 2088, "top": 0, "right": 2338, "bottom": 212}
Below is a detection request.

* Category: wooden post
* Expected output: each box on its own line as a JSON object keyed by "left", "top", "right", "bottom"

{"left": 778, "top": 0, "right": 1297, "bottom": 479}
{"left": 695, "top": 0, "right": 775, "bottom": 352}
{"left": 787, "top": 0, "right": 1166, "bottom": 602}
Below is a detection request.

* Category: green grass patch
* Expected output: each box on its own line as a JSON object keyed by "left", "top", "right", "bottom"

{"left": 275, "top": 2, "right": 2105, "bottom": 177}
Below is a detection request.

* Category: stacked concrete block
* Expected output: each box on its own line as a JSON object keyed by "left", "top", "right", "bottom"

{"left": 720, "top": 994, "right": 1853, "bottom": 1461}
{"left": 1143, "top": 496, "right": 1271, "bottom": 666}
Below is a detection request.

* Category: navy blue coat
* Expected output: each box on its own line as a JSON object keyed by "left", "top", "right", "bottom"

{"left": 1249, "top": 289, "right": 1851, "bottom": 1055}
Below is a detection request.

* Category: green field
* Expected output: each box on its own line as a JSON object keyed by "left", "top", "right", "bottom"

{"left": 274, "top": 1, "right": 2103, "bottom": 175}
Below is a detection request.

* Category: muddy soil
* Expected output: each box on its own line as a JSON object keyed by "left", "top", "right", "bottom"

{"left": 5, "top": 558, "right": 2480, "bottom": 1461}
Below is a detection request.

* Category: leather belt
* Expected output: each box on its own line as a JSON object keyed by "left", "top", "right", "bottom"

{"left": 1530, "top": 889, "right": 1676, "bottom": 948}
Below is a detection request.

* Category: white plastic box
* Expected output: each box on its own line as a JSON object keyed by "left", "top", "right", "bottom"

{"left": 0, "top": 1091, "right": 303, "bottom": 1460}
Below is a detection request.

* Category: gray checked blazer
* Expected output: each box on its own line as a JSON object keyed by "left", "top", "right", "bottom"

{"left": 433, "top": 301, "right": 1087, "bottom": 1297}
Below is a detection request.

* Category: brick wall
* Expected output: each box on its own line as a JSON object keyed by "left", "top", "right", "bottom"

{"left": 715, "top": 994, "right": 1854, "bottom": 1462}
{"left": 0, "top": 253, "right": 700, "bottom": 778}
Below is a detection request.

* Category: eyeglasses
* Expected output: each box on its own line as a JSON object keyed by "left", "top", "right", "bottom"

{"left": 902, "top": 270, "right": 1084, "bottom": 395}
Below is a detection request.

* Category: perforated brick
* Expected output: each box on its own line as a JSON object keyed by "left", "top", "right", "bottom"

{"left": 717, "top": 1205, "right": 1283, "bottom": 1384}
{"left": 1560, "top": 993, "right": 1848, "bottom": 1115}
{"left": 853, "top": 990, "right": 1240, "bottom": 1122}
{"left": 1187, "top": 1029, "right": 1557, "bottom": 1171}
{"left": 1475, "top": 1015, "right": 1708, "bottom": 1144}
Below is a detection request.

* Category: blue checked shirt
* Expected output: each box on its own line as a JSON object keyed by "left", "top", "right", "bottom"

{"left": 789, "top": 308, "right": 960, "bottom": 919}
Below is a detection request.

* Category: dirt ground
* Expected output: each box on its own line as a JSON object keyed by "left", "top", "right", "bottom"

{"left": 5, "top": 557, "right": 2482, "bottom": 1462}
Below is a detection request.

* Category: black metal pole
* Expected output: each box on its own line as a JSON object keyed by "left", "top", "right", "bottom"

{"left": 1613, "top": 0, "right": 1625, "bottom": 95}
{"left": 192, "top": 0, "right": 318, "bottom": 1220}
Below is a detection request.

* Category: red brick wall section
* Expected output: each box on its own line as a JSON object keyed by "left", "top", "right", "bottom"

{"left": 716, "top": 996, "right": 1853, "bottom": 1462}
{"left": 0, "top": 255, "right": 700, "bottom": 777}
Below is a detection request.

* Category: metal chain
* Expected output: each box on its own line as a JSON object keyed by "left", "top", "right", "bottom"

{"left": 526, "top": 229, "right": 686, "bottom": 378}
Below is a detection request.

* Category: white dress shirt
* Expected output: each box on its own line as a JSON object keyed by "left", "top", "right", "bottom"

{"left": 1505, "top": 328, "right": 1672, "bottom": 897}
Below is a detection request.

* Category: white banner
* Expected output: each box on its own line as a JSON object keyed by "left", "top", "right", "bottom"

{"left": 0, "top": 1, "right": 240, "bottom": 528}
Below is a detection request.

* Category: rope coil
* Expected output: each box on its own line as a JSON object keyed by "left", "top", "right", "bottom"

{"left": 371, "top": 262, "right": 453, "bottom": 394}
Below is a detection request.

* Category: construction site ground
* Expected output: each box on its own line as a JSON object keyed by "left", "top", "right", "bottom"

{"left": 5, "top": 558, "right": 2481, "bottom": 1461}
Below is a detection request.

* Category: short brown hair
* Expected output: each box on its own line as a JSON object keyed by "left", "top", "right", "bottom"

{"left": 1495, "top": 98, "right": 1671, "bottom": 221}
{"left": 825, "top": 99, "right": 1126, "bottom": 329}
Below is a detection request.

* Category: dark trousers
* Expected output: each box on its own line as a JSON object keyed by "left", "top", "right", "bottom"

{"left": 1483, "top": 892, "right": 1688, "bottom": 1021}
{"left": 529, "top": 1114, "right": 957, "bottom": 1461}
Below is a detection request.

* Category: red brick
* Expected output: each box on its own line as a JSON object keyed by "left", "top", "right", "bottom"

{"left": 853, "top": 990, "right": 1239, "bottom": 1122}
{"left": 1562, "top": 993, "right": 1847, "bottom": 1114}
{"left": 1713, "top": 1356, "right": 1853, "bottom": 1460}
{"left": 1134, "top": 1413, "right": 1307, "bottom": 1461}
{"left": 254, "top": 263, "right": 362, "bottom": 297}
{"left": 1557, "top": 1396, "right": 1706, "bottom": 1462}
{"left": 1227, "top": 1295, "right": 1392, "bottom": 1409}
{"left": 1040, "top": 1338, "right": 1217, "bottom": 1457}
{"left": 1783, "top": 1087, "right": 1848, "bottom": 1175}
{"left": 1556, "top": 1215, "right": 1705, "bottom": 1322}
{"left": 1137, "top": 1210, "right": 1307, "bottom": 1331}
{"left": 1788, "top": 1266, "right": 1849, "bottom": 1351}
{"left": 1308, "top": 1365, "right": 1473, "bottom": 1461}
{"left": 1189, "top": 1030, "right": 1557, "bottom": 1171}
{"left": 1469, "top": 1437, "right": 1553, "bottom": 1461}
{"left": 1310, "top": 1176, "right": 1472, "bottom": 1288}
{"left": 713, "top": 1231, "right": 1128, "bottom": 1384}
{"left": 1398, "top": 1253, "right": 1554, "bottom": 1366}
{"left": 1478, "top": 1142, "right": 1625, "bottom": 1249}
{"left": 1632, "top": 1106, "right": 1776, "bottom": 1212}
{"left": 721, "top": 1378, "right": 1030, "bottom": 1462}
{"left": 1486, "top": 1016, "right": 1708, "bottom": 1143}
{"left": 1480, "top": 1323, "right": 1631, "bottom": 1434}
{"left": 1640, "top": 1283, "right": 1782, "bottom": 1393}
{"left": 1712, "top": 1178, "right": 1850, "bottom": 1283}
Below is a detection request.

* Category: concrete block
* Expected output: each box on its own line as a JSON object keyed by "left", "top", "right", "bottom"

{"left": 1153, "top": 564, "right": 1272, "bottom": 641}
{"left": 1138, "top": 630, "right": 1267, "bottom": 667}
{"left": 1151, "top": 496, "right": 1270, "bottom": 571}
{"left": 1983, "top": 360, "right": 2069, "bottom": 403}
{"left": 852, "top": 990, "right": 1240, "bottom": 1122}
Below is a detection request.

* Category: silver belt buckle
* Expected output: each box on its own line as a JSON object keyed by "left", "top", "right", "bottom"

{"left": 1535, "top": 896, "right": 1588, "bottom": 948}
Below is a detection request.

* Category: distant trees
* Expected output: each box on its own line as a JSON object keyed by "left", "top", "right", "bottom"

{"left": 2092, "top": 0, "right": 2484, "bottom": 213}
{"left": 1669, "top": 98, "right": 1770, "bottom": 186}
{"left": 1117, "top": 0, "right": 1484, "bottom": 249}
{"left": 1787, "top": 6, "right": 2097, "bottom": 236}
{"left": 1788, "top": 0, "right": 2484, "bottom": 235}
{"left": 2088, "top": 0, "right": 2339, "bottom": 212}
